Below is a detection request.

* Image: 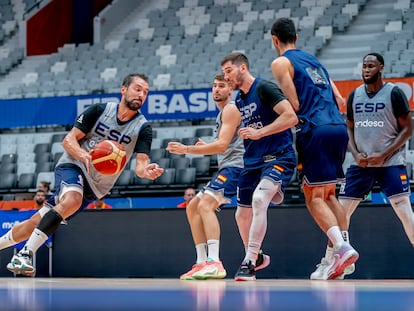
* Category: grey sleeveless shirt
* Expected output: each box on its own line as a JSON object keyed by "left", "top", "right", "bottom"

{"left": 214, "top": 102, "right": 244, "bottom": 169}
{"left": 57, "top": 102, "right": 148, "bottom": 198}
{"left": 351, "top": 83, "right": 405, "bottom": 167}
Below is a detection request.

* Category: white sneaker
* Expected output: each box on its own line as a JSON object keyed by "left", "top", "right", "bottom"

{"left": 7, "top": 248, "right": 35, "bottom": 276}
{"left": 310, "top": 257, "right": 335, "bottom": 280}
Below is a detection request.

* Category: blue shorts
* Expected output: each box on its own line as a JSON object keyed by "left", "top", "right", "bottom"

{"left": 202, "top": 166, "right": 242, "bottom": 198}
{"left": 338, "top": 165, "right": 411, "bottom": 200}
{"left": 237, "top": 151, "right": 296, "bottom": 207}
{"left": 45, "top": 164, "right": 96, "bottom": 215}
{"left": 296, "top": 124, "right": 348, "bottom": 185}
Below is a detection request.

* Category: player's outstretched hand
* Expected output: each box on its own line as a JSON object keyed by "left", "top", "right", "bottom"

{"left": 144, "top": 163, "right": 164, "bottom": 180}
{"left": 166, "top": 142, "right": 186, "bottom": 154}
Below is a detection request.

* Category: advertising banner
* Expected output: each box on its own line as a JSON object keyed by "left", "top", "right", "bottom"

{"left": 0, "top": 77, "right": 413, "bottom": 129}
{"left": 0, "top": 88, "right": 217, "bottom": 129}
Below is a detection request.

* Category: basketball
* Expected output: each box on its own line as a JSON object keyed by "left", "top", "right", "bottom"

{"left": 90, "top": 140, "right": 127, "bottom": 175}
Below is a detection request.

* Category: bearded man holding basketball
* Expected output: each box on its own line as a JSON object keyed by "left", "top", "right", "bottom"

{"left": 1, "top": 73, "right": 164, "bottom": 276}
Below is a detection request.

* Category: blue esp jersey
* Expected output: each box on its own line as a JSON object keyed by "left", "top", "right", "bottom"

{"left": 235, "top": 78, "right": 294, "bottom": 168}
{"left": 282, "top": 49, "right": 345, "bottom": 133}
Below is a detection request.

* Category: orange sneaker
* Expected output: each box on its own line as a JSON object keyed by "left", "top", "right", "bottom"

{"left": 180, "top": 263, "right": 206, "bottom": 280}
{"left": 192, "top": 259, "right": 227, "bottom": 280}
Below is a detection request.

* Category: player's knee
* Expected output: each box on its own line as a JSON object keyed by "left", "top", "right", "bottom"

{"left": 389, "top": 195, "right": 410, "bottom": 206}
{"left": 252, "top": 179, "right": 279, "bottom": 208}
{"left": 197, "top": 199, "right": 216, "bottom": 215}
{"left": 186, "top": 198, "right": 198, "bottom": 212}
{"left": 252, "top": 195, "right": 267, "bottom": 209}
{"left": 390, "top": 195, "right": 413, "bottom": 218}
{"left": 57, "top": 191, "right": 83, "bottom": 217}
{"left": 235, "top": 206, "right": 250, "bottom": 222}
{"left": 306, "top": 196, "right": 325, "bottom": 209}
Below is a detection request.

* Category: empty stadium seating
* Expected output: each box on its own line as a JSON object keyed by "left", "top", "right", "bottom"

{"left": 0, "top": 0, "right": 412, "bottom": 98}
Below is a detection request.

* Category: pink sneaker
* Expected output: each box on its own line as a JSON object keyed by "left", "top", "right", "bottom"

{"left": 328, "top": 243, "right": 359, "bottom": 280}
{"left": 192, "top": 259, "right": 227, "bottom": 280}
{"left": 255, "top": 250, "right": 270, "bottom": 271}
{"left": 180, "top": 263, "right": 205, "bottom": 280}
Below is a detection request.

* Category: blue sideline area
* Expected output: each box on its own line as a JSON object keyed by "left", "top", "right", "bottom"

{"left": 105, "top": 195, "right": 238, "bottom": 209}
{"left": 105, "top": 192, "right": 414, "bottom": 209}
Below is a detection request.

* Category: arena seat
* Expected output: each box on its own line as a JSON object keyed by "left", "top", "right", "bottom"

{"left": 0, "top": 162, "right": 17, "bottom": 174}
{"left": 175, "top": 167, "right": 196, "bottom": 185}
{"left": 153, "top": 168, "right": 176, "bottom": 185}
{"left": 0, "top": 172, "right": 17, "bottom": 191}
{"left": 18, "top": 172, "right": 36, "bottom": 189}
{"left": 191, "top": 157, "right": 210, "bottom": 176}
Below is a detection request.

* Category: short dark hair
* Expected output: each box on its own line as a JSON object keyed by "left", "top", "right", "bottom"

{"left": 271, "top": 17, "right": 297, "bottom": 44}
{"left": 214, "top": 73, "right": 225, "bottom": 81}
{"left": 220, "top": 52, "right": 249, "bottom": 70}
{"left": 363, "top": 52, "right": 384, "bottom": 66}
{"left": 122, "top": 73, "right": 149, "bottom": 87}
{"left": 39, "top": 181, "right": 50, "bottom": 191}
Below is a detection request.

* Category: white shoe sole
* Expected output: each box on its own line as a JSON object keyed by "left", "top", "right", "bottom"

{"left": 7, "top": 262, "right": 35, "bottom": 276}
{"left": 235, "top": 275, "right": 256, "bottom": 281}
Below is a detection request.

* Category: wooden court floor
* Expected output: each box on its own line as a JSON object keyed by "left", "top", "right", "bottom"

{"left": 1, "top": 277, "right": 413, "bottom": 311}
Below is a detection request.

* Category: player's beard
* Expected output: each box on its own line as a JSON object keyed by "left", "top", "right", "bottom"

{"left": 230, "top": 70, "right": 243, "bottom": 90}
{"left": 363, "top": 70, "right": 380, "bottom": 85}
{"left": 35, "top": 198, "right": 44, "bottom": 205}
{"left": 125, "top": 98, "right": 143, "bottom": 111}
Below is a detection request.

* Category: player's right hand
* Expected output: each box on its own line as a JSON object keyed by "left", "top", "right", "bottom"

{"left": 356, "top": 152, "right": 368, "bottom": 168}
{"left": 81, "top": 151, "right": 92, "bottom": 174}
{"left": 166, "top": 142, "right": 186, "bottom": 154}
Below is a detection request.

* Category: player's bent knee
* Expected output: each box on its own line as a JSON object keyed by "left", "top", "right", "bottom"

{"left": 235, "top": 205, "right": 251, "bottom": 221}
{"left": 253, "top": 179, "right": 280, "bottom": 207}
{"left": 56, "top": 191, "right": 83, "bottom": 218}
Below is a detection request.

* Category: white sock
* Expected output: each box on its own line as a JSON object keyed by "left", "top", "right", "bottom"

{"left": 327, "top": 226, "right": 344, "bottom": 248}
{"left": 207, "top": 239, "right": 220, "bottom": 262}
{"left": 0, "top": 230, "right": 16, "bottom": 250}
{"left": 325, "top": 245, "right": 334, "bottom": 261}
{"left": 24, "top": 228, "right": 48, "bottom": 254}
{"left": 195, "top": 243, "right": 208, "bottom": 264}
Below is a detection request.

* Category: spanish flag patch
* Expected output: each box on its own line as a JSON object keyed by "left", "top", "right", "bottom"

{"left": 217, "top": 174, "right": 227, "bottom": 182}
{"left": 273, "top": 164, "right": 284, "bottom": 172}
{"left": 400, "top": 174, "right": 407, "bottom": 181}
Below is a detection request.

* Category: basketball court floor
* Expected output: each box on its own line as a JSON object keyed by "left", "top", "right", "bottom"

{"left": 1, "top": 277, "right": 413, "bottom": 311}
